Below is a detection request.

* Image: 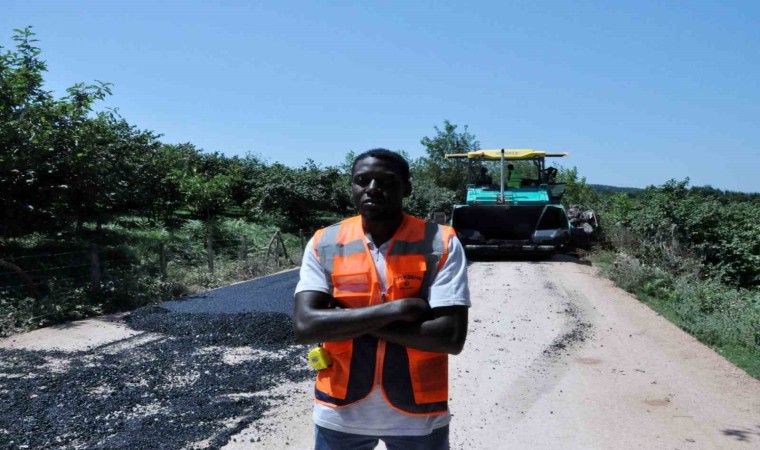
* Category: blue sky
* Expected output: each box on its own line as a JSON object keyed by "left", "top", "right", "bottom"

{"left": 3, "top": 0, "right": 759, "bottom": 192}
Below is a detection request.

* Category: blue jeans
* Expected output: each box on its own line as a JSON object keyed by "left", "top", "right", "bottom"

{"left": 315, "top": 424, "right": 449, "bottom": 450}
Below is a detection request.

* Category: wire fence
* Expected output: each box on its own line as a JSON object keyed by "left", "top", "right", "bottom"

{"left": 0, "top": 229, "right": 313, "bottom": 301}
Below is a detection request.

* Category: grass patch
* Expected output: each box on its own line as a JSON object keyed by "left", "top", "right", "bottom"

{"left": 635, "top": 289, "right": 760, "bottom": 379}
{"left": 714, "top": 344, "right": 760, "bottom": 378}
{"left": 587, "top": 249, "right": 615, "bottom": 271}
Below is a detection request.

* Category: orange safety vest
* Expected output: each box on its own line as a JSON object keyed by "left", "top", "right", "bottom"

{"left": 312, "top": 214, "right": 455, "bottom": 415}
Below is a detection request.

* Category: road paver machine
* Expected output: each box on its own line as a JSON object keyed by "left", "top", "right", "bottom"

{"left": 443, "top": 149, "right": 571, "bottom": 255}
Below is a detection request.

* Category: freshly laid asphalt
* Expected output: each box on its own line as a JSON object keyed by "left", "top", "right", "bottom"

{"left": 161, "top": 268, "right": 300, "bottom": 316}
{"left": 0, "top": 268, "right": 310, "bottom": 450}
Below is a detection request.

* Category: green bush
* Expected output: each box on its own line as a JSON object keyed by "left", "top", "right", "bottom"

{"left": 0, "top": 296, "right": 35, "bottom": 337}
{"left": 596, "top": 179, "right": 759, "bottom": 288}
{"left": 404, "top": 179, "right": 457, "bottom": 219}
{"left": 671, "top": 276, "right": 759, "bottom": 350}
{"left": 0, "top": 270, "right": 171, "bottom": 337}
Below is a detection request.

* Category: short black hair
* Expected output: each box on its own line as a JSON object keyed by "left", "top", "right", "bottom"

{"left": 351, "top": 148, "right": 410, "bottom": 181}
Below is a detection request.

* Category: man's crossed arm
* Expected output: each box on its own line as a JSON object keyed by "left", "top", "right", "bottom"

{"left": 293, "top": 291, "right": 467, "bottom": 355}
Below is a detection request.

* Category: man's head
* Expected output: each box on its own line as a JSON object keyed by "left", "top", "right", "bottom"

{"left": 351, "top": 149, "right": 411, "bottom": 221}
{"left": 480, "top": 167, "right": 488, "bottom": 174}
{"left": 507, "top": 164, "right": 515, "bottom": 171}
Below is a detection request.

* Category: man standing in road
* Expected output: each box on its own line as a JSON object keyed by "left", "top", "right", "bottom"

{"left": 294, "top": 148, "right": 470, "bottom": 450}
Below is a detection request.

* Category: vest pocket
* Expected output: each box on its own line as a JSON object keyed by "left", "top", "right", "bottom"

{"left": 316, "top": 340, "right": 353, "bottom": 400}
{"left": 332, "top": 272, "right": 372, "bottom": 307}
{"left": 407, "top": 348, "right": 448, "bottom": 404}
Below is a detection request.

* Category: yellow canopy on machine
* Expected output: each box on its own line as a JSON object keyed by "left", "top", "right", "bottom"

{"left": 444, "top": 149, "right": 568, "bottom": 160}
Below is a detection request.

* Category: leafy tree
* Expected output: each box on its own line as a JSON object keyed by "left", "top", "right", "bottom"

{"left": 557, "top": 166, "right": 599, "bottom": 207}
{"left": 1, "top": 27, "right": 114, "bottom": 235}
{"left": 132, "top": 143, "right": 199, "bottom": 224}
{"left": 227, "top": 153, "right": 267, "bottom": 209}
{"left": 1, "top": 27, "right": 59, "bottom": 234}
{"left": 179, "top": 172, "right": 233, "bottom": 222}
{"left": 404, "top": 178, "right": 457, "bottom": 219}
{"left": 244, "top": 160, "right": 351, "bottom": 231}
{"left": 419, "top": 120, "right": 479, "bottom": 196}
{"left": 601, "top": 192, "right": 636, "bottom": 227}
{"left": 62, "top": 110, "right": 164, "bottom": 232}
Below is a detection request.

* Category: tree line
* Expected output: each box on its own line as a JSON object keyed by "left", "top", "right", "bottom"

{"left": 3, "top": 27, "right": 757, "bottom": 289}
{"left": 0, "top": 28, "right": 481, "bottom": 237}
{"left": 6, "top": 27, "right": 616, "bottom": 237}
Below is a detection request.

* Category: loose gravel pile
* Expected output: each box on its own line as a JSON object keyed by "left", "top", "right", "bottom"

{"left": 0, "top": 306, "right": 311, "bottom": 450}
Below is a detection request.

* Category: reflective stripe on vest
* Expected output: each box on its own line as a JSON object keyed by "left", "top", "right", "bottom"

{"left": 312, "top": 214, "right": 454, "bottom": 415}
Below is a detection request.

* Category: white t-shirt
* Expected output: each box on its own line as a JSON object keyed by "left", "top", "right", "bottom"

{"left": 295, "top": 230, "right": 470, "bottom": 436}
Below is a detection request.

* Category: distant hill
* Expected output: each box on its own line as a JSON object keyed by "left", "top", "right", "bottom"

{"left": 590, "top": 184, "right": 643, "bottom": 194}
{"left": 690, "top": 186, "right": 759, "bottom": 201}
{"left": 589, "top": 184, "right": 757, "bottom": 200}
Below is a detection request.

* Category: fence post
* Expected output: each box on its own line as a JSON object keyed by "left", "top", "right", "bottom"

{"left": 241, "top": 234, "right": 248, "bottom": 264}
{"left": 265, "top": 231, "right": 277, "bottom": 264}
{"left": 299, "top": 229, "right": 305, "bottom": 253}
{"left": 90, "top": 244, "right": 101, "bottom": 294}
{"left": 274, "top": 231, "right": 281, "bottom": 266}
{"left": 279, "top": 232, "right": 294, "bottom": 265}
{"left": 207, "top": 237, "right": 215, "bottom": 273}
{"left": 159, "top": 242, "right": 167, "bottom": 280}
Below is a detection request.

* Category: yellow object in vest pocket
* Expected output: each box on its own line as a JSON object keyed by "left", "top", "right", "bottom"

{"left": 308, "top": 346, "right": 332, "bottom": 370}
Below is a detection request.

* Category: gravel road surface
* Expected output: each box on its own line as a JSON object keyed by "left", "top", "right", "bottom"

{"left": 448, "top": 257, "right": 759, "bottom": 449}
{"left": 1, "top": 259, "right": 758, "bottom": 450}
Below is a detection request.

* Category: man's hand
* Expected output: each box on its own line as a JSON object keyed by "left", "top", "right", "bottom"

{"left": 369, "top": 305, "right": 468, "bottom": 355}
